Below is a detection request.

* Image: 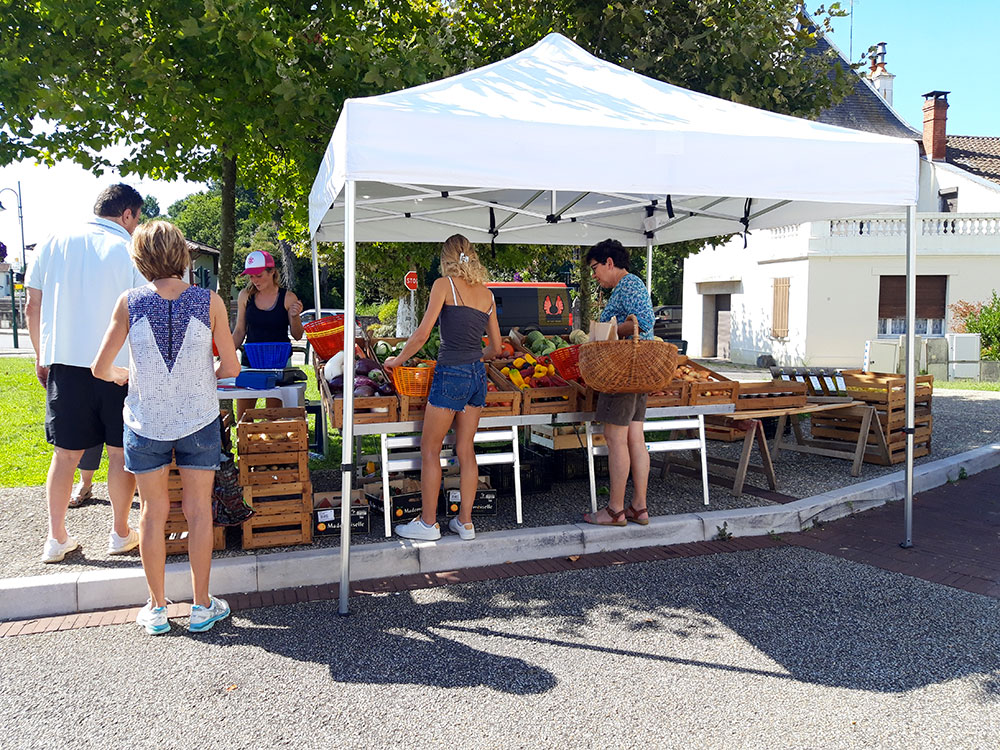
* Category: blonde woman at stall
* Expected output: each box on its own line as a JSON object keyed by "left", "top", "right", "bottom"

{"left": 383, "top": 234, "right": 502, "bottom": 541}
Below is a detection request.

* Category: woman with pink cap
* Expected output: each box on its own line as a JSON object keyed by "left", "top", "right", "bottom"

{"left": 231, "top": 250, "right": 305, "bottom": 418}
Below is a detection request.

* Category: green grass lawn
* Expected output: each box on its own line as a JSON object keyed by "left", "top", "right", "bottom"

{"left": 0, "top": 358, "right": 64, "bottom": 487}
{"left": 934, "top": 379, "right": 1000, "bottom": 392}
{"left": 0, "top": 357, "right": 344, "bottom": 487}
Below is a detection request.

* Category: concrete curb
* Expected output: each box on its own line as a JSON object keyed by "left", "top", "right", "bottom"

{"left": 4, "top": 444, "right": 999, "bottom": 621}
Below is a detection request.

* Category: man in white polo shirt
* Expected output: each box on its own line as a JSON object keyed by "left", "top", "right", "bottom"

{"left": 25, "top": 184, "right": 147, "bottom": 563}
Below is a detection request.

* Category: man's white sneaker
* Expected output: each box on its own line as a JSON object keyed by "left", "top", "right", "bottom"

{"left": 189, "top": 596, "right": 230, "bottom": 633}
{"left": 136, "top": 600, "right": 170, "bottom": 635}
{"left": 108, "top": 528, "right": 140, "bottom": 555}
{"left": 448, "top": 517, "right": 476, "bottom": 541}
{"left": 41, "top": 535, "right": 79, "bottom": 563}
{"left": 395, "top": 518, "right": 442, "bottom": 541}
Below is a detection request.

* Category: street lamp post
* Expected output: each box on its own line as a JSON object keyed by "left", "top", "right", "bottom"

{"left": 0, "top": 181, "right": 26, "bottom": 349}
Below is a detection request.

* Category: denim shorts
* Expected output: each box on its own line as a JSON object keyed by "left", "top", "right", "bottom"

{"left": 428, "top": 363, "right": 488, "bottom": 412}
{"left": 124, "top": 417, "right": 222, "bottom": 475}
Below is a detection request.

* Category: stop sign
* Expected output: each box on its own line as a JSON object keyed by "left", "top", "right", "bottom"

{"left": 404, "top": 271, "right": 418, "bottom": 291}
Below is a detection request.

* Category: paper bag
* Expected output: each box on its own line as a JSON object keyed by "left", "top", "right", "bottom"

{"left": 589, "top": 317, "right": 618, "bottom": 342}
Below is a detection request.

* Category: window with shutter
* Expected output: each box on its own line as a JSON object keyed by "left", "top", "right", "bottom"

{"left": 878, "top": 275, "right": 946, "bottom": 337}
{"left": 772, "top": 277, "right": 790, "bottom": 338}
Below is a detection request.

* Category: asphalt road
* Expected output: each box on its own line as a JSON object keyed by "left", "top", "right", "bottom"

{"left": 3, "top": 546, "right": 998, "bottom": 749}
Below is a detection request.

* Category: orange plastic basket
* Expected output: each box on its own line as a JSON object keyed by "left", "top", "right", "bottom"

{"left": 304, "top": 315, "right": 346, "bottom": 360}
{"left": 550, "top": 344, "right": 582, "bottom": 382}
{"left": 391, "top": 361, "right": 436, "bottom": 397}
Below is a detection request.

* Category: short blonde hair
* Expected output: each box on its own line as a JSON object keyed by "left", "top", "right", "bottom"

{"left": 130, "top": 221, "right": 190, "bottom": 282}
{"left": 439, "top": 234, "right": 488, "bottom": 285}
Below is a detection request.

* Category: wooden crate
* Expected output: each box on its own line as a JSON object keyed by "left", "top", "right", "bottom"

{"left": 530, "top": 423, "right": 606, "bottom": 450}
{"left": 648, "top": 381, "right": 689, "bottom": 408}
{"left": 237, "top": 407, "right": 309, "bottom": 454}
{"left": 810, "top": 411, "right": 933, "bottom": 465}
{"left": 313, "top": 358, "right": 398, "bottom": 427}
{"left": 163, "top": 498, "right": 226, "bottom": 556}
{"left": 735, "top": 380, "right": 808, "bottom": 411}
{"left": 704, "top": 415, "right": 748, "bottom": 442}
{"left": 488, "top": 362, "right": 577, "bottom": 415}
{"left": 239, "top": 449, "right": 309, "bottom": 486}
{"left": 809, "top": 370, "right": 934, "bottom": 464}
{"left": 241, "top": 480, "right": 313, "bottom": 549}
{"left": 396, "top": 387, "right": 522, "bottom": 420}
{"left": 838, "top": 370, "right": 934, "bottom": 408}
{"left": 673, "top": 358, "right": 739, "bottom": 406}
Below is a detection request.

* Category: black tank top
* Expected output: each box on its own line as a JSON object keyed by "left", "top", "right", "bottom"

{"left": 245, "top": 288, "right": 289, "bottom": 344}
{"left": 437, "top": 278, "right": 494, "bottom": 365}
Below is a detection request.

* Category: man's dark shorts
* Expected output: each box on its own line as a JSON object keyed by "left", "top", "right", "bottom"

{"left": 595, "top": 392, "right": 648, "bottom": 426}
{"left": 45, "top": 364, "right": 128, "bottom": 449}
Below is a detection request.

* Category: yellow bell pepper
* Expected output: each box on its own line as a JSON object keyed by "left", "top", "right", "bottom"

{"left": 509, "top": 369, "right": 528, "bottom": 390}
{"left": 547, "top": 364, "right": 555, "bottom": 375}
{"left": 533, "top": 364, "right": 549, "bottom": 378}
{"left": 513, "top": 357, "right": 526, "bottom": 369}
{"left": 501, "top": 366, "right": 511, "bottom": 377}
{"left": 523, "top": 353, "right": 537, "bottom": 365}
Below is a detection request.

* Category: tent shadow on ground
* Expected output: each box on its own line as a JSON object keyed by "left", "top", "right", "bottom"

{"left": 213, "top": 547, "right": 1000, "bottom": 696}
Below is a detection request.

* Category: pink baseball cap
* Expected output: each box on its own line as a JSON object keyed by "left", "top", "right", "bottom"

{"left": 241, "top": 250, "right": 275, "bottom": 276}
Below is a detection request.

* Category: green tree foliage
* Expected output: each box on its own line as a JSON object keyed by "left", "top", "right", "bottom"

{"left": 141, "top": 195, "right": 161, "bottom": 221}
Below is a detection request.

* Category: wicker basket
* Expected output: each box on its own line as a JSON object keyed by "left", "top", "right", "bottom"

{"left": 578, "top": 315, "right": 678, "bottom": 393}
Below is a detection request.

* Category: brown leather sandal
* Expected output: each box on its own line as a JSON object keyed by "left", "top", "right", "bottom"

{"left": 583, "top": 506, "right": 627, "bottom": 527}
{"left": 624, "top": 505, "right": 650, "bottom": 525}
{"left": 68, "top": 485, "right": 92, "bottom": 508}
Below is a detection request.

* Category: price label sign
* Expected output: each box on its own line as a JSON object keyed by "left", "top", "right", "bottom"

{"left": 404, "top": 271, "right": 418, "bottom": 291}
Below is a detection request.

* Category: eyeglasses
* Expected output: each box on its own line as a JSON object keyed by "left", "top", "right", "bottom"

{"left": 588, "top": 263, "right": 599, "bottom": 273}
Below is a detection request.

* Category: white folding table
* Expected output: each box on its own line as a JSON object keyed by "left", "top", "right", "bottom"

{"left": 352, "top": 414, "right": 552, "bottom": 537}
{"left": 553, "top": 403, "right": 736, "bottom": 511}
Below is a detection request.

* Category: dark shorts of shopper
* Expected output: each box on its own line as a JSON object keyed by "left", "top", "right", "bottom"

{"left": 45, "top": 364, "right": 128, "bottom": 450}
{"left": 428, "top": 362, "right": 488, "bottom": 412}
{"left": 124, "top": 417, "right": 222, "bottom": 475}
{"left": 596, "top": 391, "right": 648, "bottom": 426}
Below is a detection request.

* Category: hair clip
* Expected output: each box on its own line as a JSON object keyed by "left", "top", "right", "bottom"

{"left": 459, "top": 252, "right": 470, "bottom": 263}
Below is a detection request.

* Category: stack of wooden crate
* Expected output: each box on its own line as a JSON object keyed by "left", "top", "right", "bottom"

{"left": 809, "top": 370, "right": 933, "bottom": 465}
{"left": 237, "top": 407, "right": 313, "bottom": 549}
{"left": 163, "top": 461, "right": 226, "bottom": 556}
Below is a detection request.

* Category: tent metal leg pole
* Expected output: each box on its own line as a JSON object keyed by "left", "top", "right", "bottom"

{"left": 645, "top": 237, "right": 653, "bottom": 296}
{"left": 310, "top": 237, "right": 322, "bottom": 323}
{"left": 902, "top": 203, "right": 916, "bottom": 549}
{"left": 339, "top": 179, "right": 358, "bottom": 614}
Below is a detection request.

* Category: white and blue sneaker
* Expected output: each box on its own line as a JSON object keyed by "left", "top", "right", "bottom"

{"left": 188, "top": 596, "right": 230, "bottom": 633}
{"left": 136, "top": 600, "right": 170, "bottom": 635}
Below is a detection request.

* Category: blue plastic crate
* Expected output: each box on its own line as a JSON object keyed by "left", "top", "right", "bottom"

{"left": 243, "top": 342, "right": 292, "bottom": 369}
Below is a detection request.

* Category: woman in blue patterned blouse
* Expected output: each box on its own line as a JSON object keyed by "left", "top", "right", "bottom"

{"left": 583, "top": 239, "right": 655, "bottom": 527}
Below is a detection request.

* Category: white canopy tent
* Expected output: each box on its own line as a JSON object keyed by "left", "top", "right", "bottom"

{"left": 308, "top": 33, "right": 921, "bottom": 613}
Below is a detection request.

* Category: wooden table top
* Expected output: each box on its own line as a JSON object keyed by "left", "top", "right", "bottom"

{"left": 719, "top": 399, "right": 868, "bottom": 421}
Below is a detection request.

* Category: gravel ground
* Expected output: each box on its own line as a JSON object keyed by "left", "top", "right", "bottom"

{"left": 3, "top": 388, "right": 999, "bottom": 580}
{"left": 3, "top": 547, "right": 999, "bottom": 749}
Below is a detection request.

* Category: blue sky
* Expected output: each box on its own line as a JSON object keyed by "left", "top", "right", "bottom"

{"left": 826, "top": 0, "right": 998, "bottom": 136}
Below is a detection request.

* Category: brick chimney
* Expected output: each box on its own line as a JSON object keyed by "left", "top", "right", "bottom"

{"left": 869, "top": 42, "right": 895, "bottom": 106}
{"left": 922, "top": 91, "right": 949, "bottom": 161}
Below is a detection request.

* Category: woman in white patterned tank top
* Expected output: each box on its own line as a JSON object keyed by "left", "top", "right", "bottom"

{"left": 92, "top": 221, "right": 241, "bottom": 635}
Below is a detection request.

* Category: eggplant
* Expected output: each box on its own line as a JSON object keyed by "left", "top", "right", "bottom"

{"left": 376, "top": 382, "right": 395, "bottom": 396}
{"left": 328, "top": 375, "right": 344, "bottom": 390}
{"left": 354, "top": 375, "right": 378, "bottom": 390}
{"left": 355, "top": 358, "right": 380, "bottom": 376}
{"left": 353, "top": 385, "right": 376, "bottom": 397}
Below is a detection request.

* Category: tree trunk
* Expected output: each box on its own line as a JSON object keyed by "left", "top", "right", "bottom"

{"left": 218, "top": 153, "right": 237, "bottom": 318}
{"left": 279, "top": 237, "right": 297, "bottom": 294}
{"left": 579, "top": 255, "right": 592, "bottom": 333}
